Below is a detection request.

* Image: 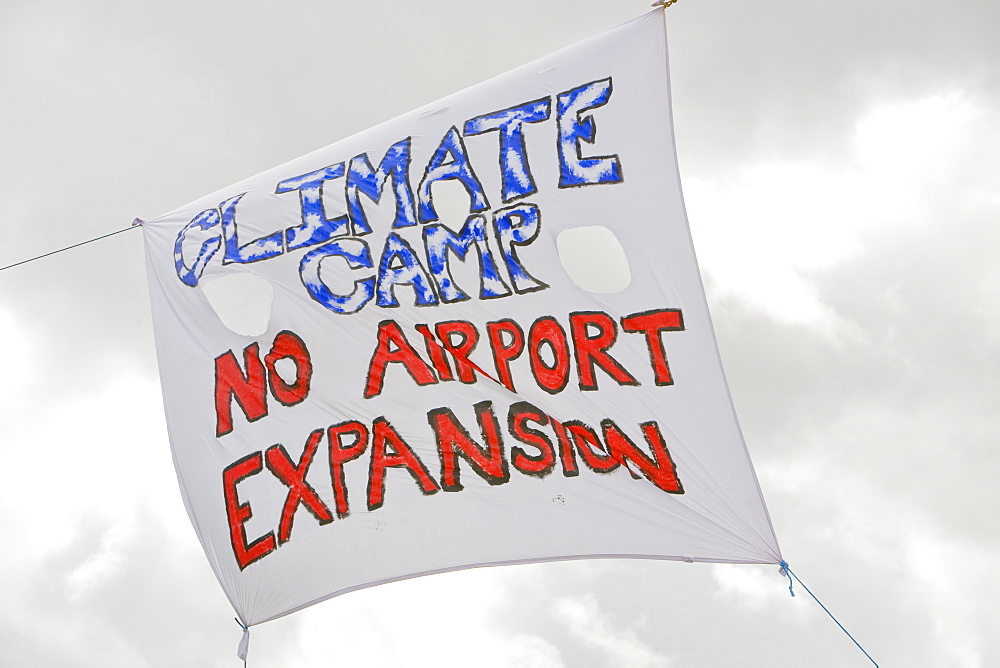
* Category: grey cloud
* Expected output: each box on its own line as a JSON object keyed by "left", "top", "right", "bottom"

{"left": 668, "top": 0, "right": 1000, "bottom": 173}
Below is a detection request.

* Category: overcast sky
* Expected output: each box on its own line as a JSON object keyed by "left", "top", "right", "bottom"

{"left": 1, "top": 0, "right": 998, "bottom": 666}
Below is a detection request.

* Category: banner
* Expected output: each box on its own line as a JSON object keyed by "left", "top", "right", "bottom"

{"left": 143, "top": 10, "right": 781, "bottom": 627}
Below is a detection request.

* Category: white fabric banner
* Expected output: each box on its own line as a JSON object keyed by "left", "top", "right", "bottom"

{"left": 143, "top": 10, "right": 781, "bottom": 627}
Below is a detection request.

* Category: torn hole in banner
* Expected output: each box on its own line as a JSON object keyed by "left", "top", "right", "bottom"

{"left": 202, "top": 272, "right": 274, "bottom": 337}
{"left": 556, "top": 225, "right": 631, "bottom": 293}
{"left": 429, "top": 178, "right": 477, "bottom": 225}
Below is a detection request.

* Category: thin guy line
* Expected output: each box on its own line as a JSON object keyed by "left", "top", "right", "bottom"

{"left": 0, "top": 225, "right": 139, "bottom": 272}
{"left": 785, "top": 564, "right": 879, "bottom": 666}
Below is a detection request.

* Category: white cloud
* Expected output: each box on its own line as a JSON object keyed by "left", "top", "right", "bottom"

{"left": 0, "top": 374, "right": 179, "bottom": 554}
{"left": 551, "top": 594, "right": 673, "bottom": 667}
{"left": 685, "top": 90, "right": 993, "bottom": 332}
{"left": 711, "top": 563, "right": 787, "bottom": 612}
{"left": 854, "top": 93, "right": 977, "bottom": 179}
{"left": 0, "top": 308, "right": 33, "bottom": 408}
{"left": 256, "top": 567, "right": 568, "bottom": 668}
{"left": 65, "top": 520, "right": 134, "bottom": 601}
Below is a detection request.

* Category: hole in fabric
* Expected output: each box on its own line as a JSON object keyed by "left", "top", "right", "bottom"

{"left": 429, "top": 179, "right": 473, "bottom": 225}
{"left": 556, "top": 225, "right": 631, "bottom": 293}
{"left": 202, "top": 273, "right": 274, "bottom": 337}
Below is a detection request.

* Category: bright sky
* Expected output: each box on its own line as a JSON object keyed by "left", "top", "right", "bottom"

{"left": 1, "top": 1, "right": 998, "bottom": 666}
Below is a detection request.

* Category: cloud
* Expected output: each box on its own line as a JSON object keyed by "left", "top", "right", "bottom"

{"left": 690, "top": 84, "right": 1000, "bottom": 665}
{"left": 0, "top": 506, "right": 231, "bottom": 668}
{"left": 686, "top": 88, "right": 996, "bottom": 328}
{"left": 551, "top": 594, "right": 673, "bottom": 667}
{"left": 1, "top": 1, "right": 998, "bottom": 666}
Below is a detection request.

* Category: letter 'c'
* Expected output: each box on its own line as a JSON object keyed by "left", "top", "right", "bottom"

{"left": 174, "top": 208, "right": 222, "bottom": 287}
{"left": 299, "top": 238, "right": 375, "bottom": 314}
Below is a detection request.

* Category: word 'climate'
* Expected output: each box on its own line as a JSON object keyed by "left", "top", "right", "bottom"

{"left": 174, "top": 78, "right": 624, "bottom": 313}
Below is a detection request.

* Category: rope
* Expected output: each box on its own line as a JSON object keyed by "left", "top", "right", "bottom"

{"left": 780, "top": 562, "right": 879, "bottom": 667}
{"left": 0, "top": 222, "right": 140, "bottom": 272}
{"left": 651, "top": 0, "right": 681, "bottom": 8}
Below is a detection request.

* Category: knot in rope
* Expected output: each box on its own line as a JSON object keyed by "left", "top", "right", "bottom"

{"left": 779, "top": 560, "right": 795, "bottom": 597}
{"left": 235, "top": 618, "right": 250, "bottom": 667}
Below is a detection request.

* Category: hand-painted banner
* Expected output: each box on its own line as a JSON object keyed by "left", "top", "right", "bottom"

{"left": 143, "top": 9, "right": 781, "bottom": 627}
